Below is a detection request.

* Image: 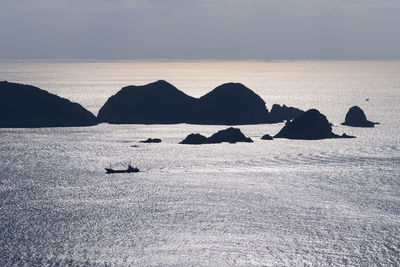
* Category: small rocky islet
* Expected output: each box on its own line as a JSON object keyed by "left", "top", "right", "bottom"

{"left": 261, "top": 134, "right": 274, "bottom": 140}
{"left": 139, "top": 138, "right": 162, "bottom": 143}
{"left": 342, "top": 106, "right": 379, "bottom": 127}
{"left": 274, "top": 109, "right": 355, "bottom": 140}
{"left": 180, "top": 127, "right": 253, "bottom": 145}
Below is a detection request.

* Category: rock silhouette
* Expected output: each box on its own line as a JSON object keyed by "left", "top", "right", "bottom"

{"left": 97, "top": 80, "right": 303, "bottom": 125}
{"left": 194, "top": 83, "right": 268, "bottom": 124}
{"left": 208, "top": 127, "right": 253, "bottom": 143}
{"left": 341, "top": 133, "right": 356, "bottom": 139}
{"left": 139, "top": 138, "right": 162, "bottom": 143}
{"left": 267, "top": 104, "right": 304, "bottom": 123}
{"left": 274, "top": 109, "right": 354, "bottom": 140}
{"left": 0, "top": 81, "right": 98, "bottom": 128}
{"left": 97, "top": 80, "right": 197, "bottom": 124}
{"left": 261, "top": 134, "right": 274, "bottom": 140}
{"left": 342, "top": 106, "right": 378, "bottom": 127}
{"left": 180, "top": 133, "right": 209, "bottom": 145}
{"left": 180, "top": 127, "right": 253, "bottom": 144}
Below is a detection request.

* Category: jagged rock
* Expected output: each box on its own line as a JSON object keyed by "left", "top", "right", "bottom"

{"left": 342, "top": 106, "right": 378, "bottom": 127}
{"left": 139, "top": 138, "right": 161, "bottom": 143}
{"left": 274, "top": 109, "right": 354, "bottom": 140}
{"left": 341, "top": 133, "right": 356, "bottom": 139}
{"left": 179, "top": 133, "right": 209, "bottom": 145}
{"left": 180, "top": 127, "right": 253, "bottom": 144}
{"left": 261, "top": 134, "right": 273, "bottom": 140}
{"left": 267, "top": 104, "right": 304, "bottom": 123}
{"left": 0, "top": 81, "right": 98, "bottom": 128}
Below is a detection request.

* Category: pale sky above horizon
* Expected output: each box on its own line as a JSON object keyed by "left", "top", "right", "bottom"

{"left": 1, "top": 0, "right": 399, "bottom": 60}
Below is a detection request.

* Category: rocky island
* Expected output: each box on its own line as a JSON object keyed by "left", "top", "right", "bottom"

{"left": 0, "top": 81, "right": 98, "bottom": 128}
{"left": 342, "top": 106, "right": 378, "bottom": 127}
{"left": 97, "top": 80, "right": 197, "bottom": 124}
{"left": 180, "top": 127, "right": 253, "bottom": 144}
{"left": 97, "top": 80, "right": 303, "bottom": 125}
{"left": 193, "top": 82, "right": 269, "bottom": 124}
{"left": 261, "top": 134, "right": 274, "bottom": 140}
{"left": 139, "top": 138, "right": 162, "bottom": 143}
{"left": 274, "top": 109, "right": 355, "bottom": 140}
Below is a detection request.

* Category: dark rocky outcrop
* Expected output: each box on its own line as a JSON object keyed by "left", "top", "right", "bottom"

{"left": 208, "top": 127, "right": 253, "bottom": 143}
{"left": 139, "top": 138, "right": 161, "bottom": 143}
{"left": 0, "top": 81, "right": 98, "bottom": 128}
{"left": 97, "top": 80, "right": 197, "bottom": 124}
{"left": 267, "top": 104, "right": 304, "bottom": 123}
{"left": 97, "top": 80, "right": 303, "bottom": 125}
{"left": 274, "top": 109, "right": 354, "bottom": 140}
{"left": 341, "top": 133, "right": 356, "bottom": 139}
{"left": 193, "top": 83, "right": 269, "bottom": 125}
{"left": 341, "top": 106, "right": 378, "bottom": 127}
{"left": 261, "top": 134, "right": 273, "bottom": 140}
{"left": 180, "top": 127, "right": 253, "bottom": 144}
{"left": 180, "top": 133, "right": 209, "bottom": 145}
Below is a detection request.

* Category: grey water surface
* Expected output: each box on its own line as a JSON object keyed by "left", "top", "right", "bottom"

{"left": 0, "top": 61, "right": 399, "bottom": 265}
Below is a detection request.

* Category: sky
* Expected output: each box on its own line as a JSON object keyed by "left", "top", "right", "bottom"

{"left": 0, "top": 0, "right": 399, "bottom": 60}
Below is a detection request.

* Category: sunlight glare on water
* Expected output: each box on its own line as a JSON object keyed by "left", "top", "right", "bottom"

{"left": 0, "top": 61, "right": 399, "bottom": 265}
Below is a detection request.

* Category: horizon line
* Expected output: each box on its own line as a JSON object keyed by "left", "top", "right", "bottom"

{"left": 1, "top": 59, "right": 400, "bottom": 63}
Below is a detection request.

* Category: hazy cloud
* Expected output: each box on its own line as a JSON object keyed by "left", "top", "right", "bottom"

{"left": 1, "top": 0, "right": 399, "bottom": 59}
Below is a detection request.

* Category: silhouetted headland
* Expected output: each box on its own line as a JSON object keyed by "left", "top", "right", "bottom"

{"left": 180, "top": 127, "right": 253, "bottom": 144}
{"left": 342, "top": 106, "right": 378, "bottom": 127}
{"left": 139, "top": 138, "right": 162, "bottom": 143}
{"left": 0, "top": 81, "right": 98, "bottom": 128}
{"left": 97, "top": 80, "right": 303, "bottom": 125}
{"left": 274, "top": 109, "right": 355, "bottom": 140}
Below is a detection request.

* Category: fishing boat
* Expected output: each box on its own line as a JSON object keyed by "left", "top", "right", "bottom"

{"left": 105, "top": 164, "right": 139, "bottom": 174}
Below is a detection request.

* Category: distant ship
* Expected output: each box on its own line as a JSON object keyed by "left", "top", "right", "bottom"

{"left": 105, "top": 164, "right": 139, "bottom": 174}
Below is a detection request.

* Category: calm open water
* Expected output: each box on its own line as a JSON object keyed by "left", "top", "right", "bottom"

{"left": 0, "top": 61, "right": 399, "bottom": 266}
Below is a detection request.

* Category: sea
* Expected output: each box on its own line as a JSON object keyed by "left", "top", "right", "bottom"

{"left": 0, "top": 61, "right": 399, "bottom": 266}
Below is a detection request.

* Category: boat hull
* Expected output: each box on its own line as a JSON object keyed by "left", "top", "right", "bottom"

{"left": 105, "top": 168, "right": 139, "bottom": 174}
